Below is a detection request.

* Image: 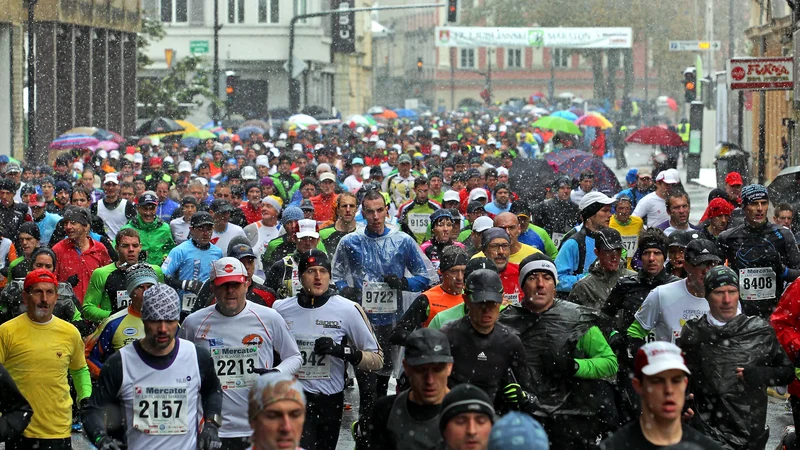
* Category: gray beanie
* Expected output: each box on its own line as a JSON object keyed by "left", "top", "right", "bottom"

{"left": 281, "top": 206, "right": 304, "bottom": 226}
{"left": 125, "top": 263, "right": 159, "bottom": 296}
{"left": 480, "top": 227, "right": 511, "bottom": 253}
{"left": 141, "top": 283, "right": 181, "bottom": 321}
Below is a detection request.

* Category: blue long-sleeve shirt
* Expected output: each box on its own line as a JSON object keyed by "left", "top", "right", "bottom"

{"left": 157, "top": 199, "right": 180, "bottom": 223}
{"left": 554, "top": 234, "right": 597, "bottom": 293}
{"left": 35, "top": 212, "right": 62, "bottom": 245}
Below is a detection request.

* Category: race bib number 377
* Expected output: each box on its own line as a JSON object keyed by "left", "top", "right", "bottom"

{"left": 133, "top": 386, "right": 189, "bottom": 435}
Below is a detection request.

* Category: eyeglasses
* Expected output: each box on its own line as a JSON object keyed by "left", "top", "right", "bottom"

{"left": 487, "top": 243, "right": 510, "bottom": 251}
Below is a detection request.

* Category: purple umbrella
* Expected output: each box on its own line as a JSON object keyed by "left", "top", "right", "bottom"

{"left": 545, "top": 149, "right": 622, "bottom": 195}
{"left": 49, "top": 134, "right": 99, "bottom": 150}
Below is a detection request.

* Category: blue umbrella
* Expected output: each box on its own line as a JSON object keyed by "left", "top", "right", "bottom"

{"left": 236, "top": 126, "right": 266, "bottom": 140}
{"left": 394, "top": 109, "right": 418, "bottom": 118}
{"left": 181, "top": 137, "right": 201, "bottom": 148}
{"left": 551, "top": 110, "right": 579, "bottom": 122}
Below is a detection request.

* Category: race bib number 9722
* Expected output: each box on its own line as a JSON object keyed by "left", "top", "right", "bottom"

{"left": 361, "top": 281, "right": 398, "bottom": 313}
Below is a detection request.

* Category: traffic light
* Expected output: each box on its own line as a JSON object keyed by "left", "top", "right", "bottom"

{"left": 683, "top": 67, "right": 696, "bottom": 103}
{"left": 447, "top": 0, "right": 458, "bottom": 22}
{"left": 225, "top": 74, "right": 238, "bottom": 106}
{"left": 417, "top": 58, "right": 423, "bottom": 72}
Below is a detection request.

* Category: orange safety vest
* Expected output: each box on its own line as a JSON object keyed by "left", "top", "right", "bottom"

{"left": 422, "top": 285, "right": 464, "bottom": 328}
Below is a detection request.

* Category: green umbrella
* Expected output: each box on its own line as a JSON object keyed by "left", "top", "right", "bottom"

{"left": 533, "top": 116, "right": 583, "bottom": 136}
{"left": 183, "top": 129, "right": 218, "bottom": 140}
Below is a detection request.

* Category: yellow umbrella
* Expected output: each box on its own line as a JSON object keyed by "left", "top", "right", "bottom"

{"left": 588, "top": 112, "right": 613, "bottom": 128}
{"left": 149, "top": 120, "right": 198, "bottom": 138}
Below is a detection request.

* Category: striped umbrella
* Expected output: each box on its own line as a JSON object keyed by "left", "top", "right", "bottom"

{"left": 50, "top": 134, "right": 99, "bottom": 150}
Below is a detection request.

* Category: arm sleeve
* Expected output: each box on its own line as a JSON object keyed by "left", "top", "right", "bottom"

{"left": 554, "top": 239, "right": 585, "bottom": 292}
{"left": 82, "top": 271, "right": 110, "bottom": 322}
{"left": 270, "top": 313, "right": 303, "bottom": 375}
{"left": 574, "top": 326, "right": 618, "bottom": 379}
{"left": 403, "top": 239, "right": 436, "bottom": 292}
{"left": 632, "top": 288, "right": 661, "bottom": 331}
{"left": 599, "top": 283, "right": 625, "bottom": 331}
{"left": 196, "top": 346, "right": 223, "bottom": 419}
{"left": 534, "top": 227, "right": 559, "bottom": 260}
{"left": 70, "top": 366, "right": 92, "bottom": 402}
{"left": 349, "top": 303, "right": 384, "bottom": 371}
{"left": 389, "top": 295, "right": 430, "bottom": 345}
{"left": 85, "top": 320, "right": 116, "bottom": 378}
{"left": 627, "top": 320, "right": 650, "bottom": 340}
{"left": 84, "top": 352, "right": 124, "bottom": 444}
{"left": 771, "top": 282, "right": 800, "bottom": 360}
{"left": 781, "top": 230, "right": 800, "bottom": 281}
{"left": 0, "top": 363, "right": 33, "bottom": 442}
{"left": 161, "top": 247, "right": 181, "bottom": 278}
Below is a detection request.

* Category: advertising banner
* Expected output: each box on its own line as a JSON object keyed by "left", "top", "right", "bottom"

{"left": 435, "top": 27, "right": 632, "bottom": 49}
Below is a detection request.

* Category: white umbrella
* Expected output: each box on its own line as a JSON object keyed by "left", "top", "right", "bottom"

{"left": 557, "top": 92, "right": 575, "bottom": 99}
{"left": 285, "top": 114, "right": 320, "bottom": 130}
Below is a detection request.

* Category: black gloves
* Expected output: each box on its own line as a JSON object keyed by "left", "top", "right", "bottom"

{"left": 502, "top": 383, "right": 528, "bottom": 405}
{"left": 66, "top": 274, "right": 79, "bottom": 287}
{"left": 252, "top": 368, "right": 280, "bottom": 376}
{"left": 182, "top": 280, "right": 203, "bottom": 293}
{"left": 314, "top": 337, "right": 362, "bottom": 365}
{"left": 383, "top": 274, "right": 408, "bottom": 291}
{"left": 742, "top": 366, "right": 771, "bottom": 388}
{"left": 339, "top": 286, "right": 361, "bottom": 302}
{"left": 94, "top": 436, "right": 124, "bottom": 450}
{"left": 542, "top": 351, "right": 578, "bottom": 377}
{"left": 197, "top": 423, "right": 222, "bottom": 450}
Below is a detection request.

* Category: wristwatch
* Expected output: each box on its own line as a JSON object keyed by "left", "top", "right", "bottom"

{"left": 207, "top": 413, "right": 223, "bottom": 428}
{"left": 344, "top": 347, "right": 353, "bottom": 356}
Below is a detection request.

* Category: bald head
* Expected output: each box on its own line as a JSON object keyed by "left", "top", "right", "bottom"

{"left": 494, "top": 212, "right": 520, "bottom": 244}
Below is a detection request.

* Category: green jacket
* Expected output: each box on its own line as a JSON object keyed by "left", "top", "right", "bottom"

{"left": 82, "top": 262, "right": 165, "bottom": 323}
{"left": 119, "top": 215, "right": 176, "bottom": 266}
{"left": 530, "top": 224, "right": 559, "bottom": 260}
{"left": 271, "top": 173, "right": 301, "bottom": 203}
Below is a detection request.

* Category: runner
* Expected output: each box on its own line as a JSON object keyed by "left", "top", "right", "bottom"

{"left": 247, "top": 372, "right": 307, "bottom": 450}
{"left": 243, "top": 195, "right": 282, "bottom": 267}
{"left": 531, "top": 176, "right": 580, "bottom": 249}
{"left": 84, "top": 284, "right": 223, "bottom": 450}
{"left": 119, "top": 191, "right": 175, "bottom": 265}
{"left": 438, "top": 384, "right": 495, "bottom": 450}
{"left": 169, "top": 196, "right": 200, "bottom": 245}
{"left": 420, "top": 209, "right": 465, "bottom": 271}
{"left": 209, "top": 199, "right": 247, "bottom": 257}
{"left": 318, "top": 192, "right": 358, "bottom": 256}
{"left": 567, "top": 227, "right": 635, "bottom": 309}
{"left": 273, "top": 250, "right": 383, "bottom": 450}
{"left": 632, "top": 169, "right": 679, "bottom": 226}
{"left": 384, "top": 154, "right": 416, "bottom": 208}
{"left": 398, "top": 177, "right": 439, "bottom": 244}
{"left": 182, "top": 257, "right": 302, "bottom": 450}
{"left": 608, "top": 195, "right": 643, "bottom": 268}
{"left": 90, "top": 172, "right": 136, "bottom": 241}
{"left": 266, "top": 219, "right": 323, "bottom": 300}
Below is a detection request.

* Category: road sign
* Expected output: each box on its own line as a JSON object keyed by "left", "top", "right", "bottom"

{"left": 668, "top": 40, "right": 722, "bottom": 52}
{"left": 727, "top": 57, "right": 793, "bottom": 91}
{"left": 190, "top": 40, "right": 209, "bottom": 54}
{"left": 283, "top": 55, "right": 306, "bottom": 79}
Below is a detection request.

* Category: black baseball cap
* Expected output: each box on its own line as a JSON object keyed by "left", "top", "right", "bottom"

{"left": 138, "top": 192, "right": 158, "bottom": 206}
{"left": 465, "top": 269, "right": 504, "bottom": 303}
{"left": 229, "top": 242, "right": 256, "bottom": 260}
{"left": 595, "top": 227, "right": 624, "bottom": 251}
{"left": 209, "top": 199, "right": 234, "bottom": 213}
{"left": 509, "top": 201, "right": 531, "bottom": 217}
{"left": 466, "top": 168, "right": 482, "bottom": 179}
{"left": 190, "top": 211, "right": 215, "bottom": 227}
{"left": 181, "top": 195, "right": 199, "bottom": 206}
{"left": 299, "top": 199, "right": 315, "bottom": 212}
{"left": 465, "top": 257, "right": 498, "bottom": 279}
{"left": 685, "top": 239, "right": 722, "bottom": 265}
{"left": 404, "top": 328, "right": 453, "bottom": 366}
{"left": 467, "top": 201, "right": 485, "bottom": 214}
{"left": 668, "top": 230, "right": 700, "bottom": 248}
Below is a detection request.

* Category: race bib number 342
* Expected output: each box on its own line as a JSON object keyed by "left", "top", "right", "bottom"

{"left": 133, "top": 386, "right": 189, "bottom": 435}
{"left": 296, "top": 336, "right": 331, "bottom": 380}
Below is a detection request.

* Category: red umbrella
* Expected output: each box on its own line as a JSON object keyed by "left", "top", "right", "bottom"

{"left": 666, "top": 97, "right": 678, "bottom": 112}
{"left": 625, "top": 126, "right": 686, "bottom": 147}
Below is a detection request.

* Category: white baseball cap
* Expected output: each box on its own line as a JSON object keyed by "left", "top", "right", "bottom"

{"left": 319, "top": 172, "right": 337, "bottom": 183}
{"left": 496, "top": 167, "right": 509, "bottom": 176}
{"left": 469, "top": 188, "right": 488, "bottom": 202}
{"left": 133, "top": 153, "right": 144, "bottom": 163}
{"left": 293, "top": 143, "right": 303, "bottom": 151}
{"left": 103, "top": 173, "right": 119, "bottom": 185}
{"left": 296, "top": 219, "right": 320, "bottom": 239}
{"left": 376, "top": 140, "right": 386, "bottom": 149}
{"left": 472, "top": 216, "right": 494, "bottom": 233}
{"left": 656, "top": 169, "right": 680, "bottom": 184}
{"left": 443, "top": 190, "right": 460, "bottom": 203}
{"left": 256, "top": 155, "right": 270, "bottom": 167}
{"left": 634, "top": 341, "right": 691, "bottom": 377}
{"left": 178, "top": 161, "right": 192, "bottom": 173}
{"left": 241, "top": 166, "right": 258, "bottom": 181}
{"left": 579, "top": 191, "right": 616, "bottom": 212}
{"left": 209, "top": 257, "right": 248, "bottom": 286}
{"left": 109, "top": 150, "right": 120, "bottom": 159}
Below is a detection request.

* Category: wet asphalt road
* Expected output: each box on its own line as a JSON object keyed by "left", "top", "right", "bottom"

{"left": 64, "top": 146, "right": 792, "bottom": 449}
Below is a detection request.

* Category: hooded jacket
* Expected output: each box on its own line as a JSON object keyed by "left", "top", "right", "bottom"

{"left": 769, "top": 279, "right": 800, "bottom": 398}
{"left": 680, "top": 313, "right": 793, "bottom": 450}
{"left": 119, "top": 214, "right": 175, "bottom": 266}
{"left": 600, "top": 268, "right": 680, "bottom": 335}
{"left": 567, "top": 260, "right": 636, "bottom": 310}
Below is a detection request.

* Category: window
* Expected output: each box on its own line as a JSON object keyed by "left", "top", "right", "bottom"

{"left": 507, "top": 48, "right": 522, "bottom": 69}
{"left": 160, "top": 0, "right": 188, "bottom": 23}
{"left": 460, "top": 49, "right": 475, "bottom": 68}
{"left": 259, "top": 0, "right": 280, "bottom": 23}
{"left": 294, "top": 0, "right": 308, "bottom": 23}
{"left": 228, "top": 0, "right": 245, "bottom": 23}
{"left": 553, "top": 49, "right": 570, "bottom": 68}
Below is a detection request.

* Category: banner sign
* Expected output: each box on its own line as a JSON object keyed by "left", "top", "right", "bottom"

{"left": 435, "top": 27, "right": 632, "bottom": 49}
{"left": 331, "top": 0, "right": 356, "bottom": 53}
{"left": 727, "top": 57, "right": 793, "bottom": 91}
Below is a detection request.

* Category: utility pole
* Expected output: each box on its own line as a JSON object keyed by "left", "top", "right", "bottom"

{"left": 487, "top": 48, "right": 492, "bottom": 104}
{"left": 26, "top": 0, "right": 37, "bottom": 164}
{"left": 450, "top": 47, "right": 455, "bottom": 110}
{"left": 212, "top": 0, "right": 221, "bottom": 124}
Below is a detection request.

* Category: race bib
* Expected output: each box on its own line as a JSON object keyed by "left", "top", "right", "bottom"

{"left": 295, "top": 336, "right": 331, "bottom": 380}
{"left": 211, "top": 346, "right": 258, "bottom": 390}
{"left": 621, "top": 235, "right": 638, "bottom": 255}
{"left": 361, "top": 281, "right": 398, "bottom": 313}
{"left": 502, "top": 292, "right": 520, "bottom": 305}
{"left": 116, "top": 290, "right": 130, "bottom": 309}
{"left": 552, "top": 232, "right": 565, "bottom": 249}
{"left": 133, "top": 386, "right": 189, "bottom": 435}
{"left": 290, "top": 268, "right": 302, "bottom": 296}
{"left": 181, "top": 293, "right": 197, "bottom": 312}
{"left": 739, "top": 268, "right": 776, "bottom": 300}
{"left": 408, "top": 213, "right": 430, "bottom": 235}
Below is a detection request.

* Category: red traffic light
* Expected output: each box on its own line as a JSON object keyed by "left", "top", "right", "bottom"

{"left": 447, "top": 0, "right": 458, "bottom": 22}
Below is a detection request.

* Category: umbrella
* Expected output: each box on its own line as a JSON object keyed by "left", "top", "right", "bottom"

{"left": 241, "top": 119, "right": 269, "bottom": 129}
{"left": 367, "top": 106, "right": 385, "bottom": 115}
{"left": 551, "top": 110, "right": 579, "bottom": 122}
{"left": 345, "top": 114, "right": 377, "bottom": 128}
{"left": 181, "top": 137, "right": 201, "bottom": 148}
{"left": 666, "top": 97, "right": 678, "bottom": 112}
{"left": 236, "top": 126, "right": 266, "bottom": 140}
{"left": 107, "top": 131, "right": 125, "bottom": 144}
{"left": 626, "top": 126, "right": 686, "bottom": 147}
{"left": 374, "top": 109, "right": 398, "bottom": 119}
{"left": 576, "top": 114, "right": 613, "bottom": 129}
{"left": 767, "top": 165, "right": 800, "bottom": 204}
{"left": 532, "top": 116, "right": 582, "bottom": 135}
{"left": 285, "top": 114, "right": 320, "bottom": 130}
{"left": 63, "top": 127, "right": 116, "bottom": 142}
{"left": 136, "top": 118, "right": 185, "bottom": 135}
{"left": 557, "top": 92, "right": 575, "bottom": 99}
{"left": 92, "top": 140, "right": 119, "bottom": 151}
{"left": 508, "top": 159, "right": 558, "bottom": 205}
{"left": 545, "top": 149, "right": 622, "bottom": 194}
{"left": 49, "top": 134, "right": 99, "bottom": 150}
{"left": 395, "top": 109, "right": 418, "bottom": 118}
{"left": 183, "top": 129, "right": 217, "bottom": 140}
{"left": 137, "top": 137, "right": 152, "bottom": 146}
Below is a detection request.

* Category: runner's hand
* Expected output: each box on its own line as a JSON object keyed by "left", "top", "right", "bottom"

{"left": 383, "top": 275, "right": 408, "bottom": 290}
{"left": 542, "top": 351, "right": 578, "bottom": 376}
{"left": 182, "top": 280, "right": 203, "bottom": 293}
{"left": 95, "top": 436, "right": 124, "bottom": 450}
{"left": 502, "top": 383, "right": 528, "bottom": 404}
{"left": 252, "top": 368, "right": 280, "bottom": 376}
{"left": 197, "top": 423, "right": 222, "bottom": 450}
{"left": 314, "top": 337, "right": 345, "bottom": 358}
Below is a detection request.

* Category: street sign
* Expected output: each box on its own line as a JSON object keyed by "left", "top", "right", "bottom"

{"left": 283, "top": 56, "right": 306, "bottom": 79}
{"left": 189, "top": 40, "right": 209, "bottom": 54}
{"left": 668, "top": 41, "right": 722, "bottom": 51}
{"left": 727, "top": 57, "right": 793, "bottom": 91}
